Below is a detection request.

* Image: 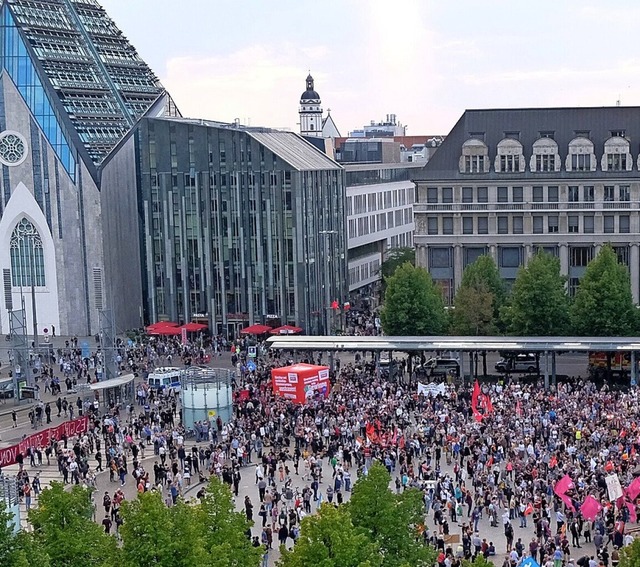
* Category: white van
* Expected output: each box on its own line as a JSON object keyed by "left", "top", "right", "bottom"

{"left": 148, "top": 367, "right": 183, "bottom": 392}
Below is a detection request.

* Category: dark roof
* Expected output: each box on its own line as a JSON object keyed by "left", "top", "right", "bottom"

{"left": 413, "top": 106, "right": 640, "bottom": 181}
{"left": 300, "top": 89, "right": 320, "bottom": 101}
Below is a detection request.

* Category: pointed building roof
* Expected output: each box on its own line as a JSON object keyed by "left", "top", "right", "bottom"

{"left": 300, "top": 73, "right": 320, "bottom": 103}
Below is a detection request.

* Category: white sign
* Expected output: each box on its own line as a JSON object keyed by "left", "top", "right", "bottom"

{"left": 418, "top": 382, "right": 447, "bottom": 397}
{"left": 606, "top": 473, "right": 624, "bottom": 502}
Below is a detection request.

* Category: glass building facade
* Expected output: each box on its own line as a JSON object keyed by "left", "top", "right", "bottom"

{"left": 129, "top": 118, "right": 347, "bottom": 338}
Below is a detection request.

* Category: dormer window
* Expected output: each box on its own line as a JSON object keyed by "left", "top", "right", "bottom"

{"left": 602, "top": 136, "right": 632, "bottom": 171}
{"left": 495, "top": 138, "right": 524, "bottom": 173}
{"left": 566, "top": 137, "right": 596, "bottom": 172}
{"left": 530, "top": 137, "right": 560, "bottom": 172}
{"left": 459, "top": 138, "right": 489, "bottom": 173}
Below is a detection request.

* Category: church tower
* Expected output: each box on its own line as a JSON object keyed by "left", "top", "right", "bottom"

{"left": 299, "top": 73, "right": 323, "bottom": 137}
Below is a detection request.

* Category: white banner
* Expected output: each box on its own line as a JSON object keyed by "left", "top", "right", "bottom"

{"left": 606, "top": 473, "right": 624, "bottom": 502}
{"left": 418, "top": 382, "right": 446, "bottom": 397}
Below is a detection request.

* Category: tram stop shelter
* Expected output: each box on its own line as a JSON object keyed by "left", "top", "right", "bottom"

{"left": 271, "top": 363, "right": 331, "bottom": 403}
{"left": 89, "top": 373, "right": 136, "bottom": 409}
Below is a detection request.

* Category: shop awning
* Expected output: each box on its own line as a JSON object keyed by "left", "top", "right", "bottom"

{"left": 181, "top": 322, "right": 208, "bottom": 332}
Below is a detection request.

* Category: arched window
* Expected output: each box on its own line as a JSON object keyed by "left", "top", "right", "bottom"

{"left": 602, "top": 136, "right": 632, "bottom": 171}
{"left": 530, "top": 137, "right": 560, "bottom": 172}
{"left": 565, "top": 137, "right": 596, "bottom": 172}
{"left": 10, "top": 218, "right": 45, "bottom": 287}
{"left": 495, "top": 138, "right": 525, "bottom": 173}
{"left": 459, "top": 139, "right": 489, "bottom": 173}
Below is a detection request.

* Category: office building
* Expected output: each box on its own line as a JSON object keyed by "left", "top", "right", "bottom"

{"left": 0, "top": 0, "right": 176, "bottom": 335}
{"left": 413, "top": 107, "right": 640, "bottom": 304}
{"left": 102, "top": 117, "right": 346, "bottom": 338}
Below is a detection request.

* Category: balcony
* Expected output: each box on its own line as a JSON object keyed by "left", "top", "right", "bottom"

{"left": 414, "top": 200, "right": 636, "bottom": 213}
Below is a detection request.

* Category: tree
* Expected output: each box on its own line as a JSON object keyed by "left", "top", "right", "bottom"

{"left": 380, "top": 248, "right": 415, "bottom": 285}
{"left": 380, "top": 263, "right": 446, "bottom": 336}
{"left": 450, "top": 282, "right": 495, "bottom": 336}
{"left": 278, "top": 503, "right": 381, "bottom": 567}
{"left": 571, "top": 244, "right": 638, "bottom": 336}
{"left": 620, "top": 536, "right": 640, "bottom": 567}
{"left": 28, "top": 482, "right": 118, "bottom": 567}
{"left": 120, "top": 491, "right": 208, "bottom": 567}
{"left": 197, "top": 476, "right": 263, "bottom": 567}
{"left": 502, "top": 250, "right": 570, "bottom": 336}
{"left": 348, "top": 463, "right": 436, "bottom": 567}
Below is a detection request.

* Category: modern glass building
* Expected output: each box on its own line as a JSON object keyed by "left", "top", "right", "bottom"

{"left": 102, "top": 118, "right": 347, "bottom": 337}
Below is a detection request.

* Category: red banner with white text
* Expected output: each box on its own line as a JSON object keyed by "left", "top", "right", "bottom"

{"left": 0, "top": 415, "right": 89, "bottom": 467}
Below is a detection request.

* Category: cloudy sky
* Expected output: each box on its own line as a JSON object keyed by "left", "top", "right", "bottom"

{"left": 100, "top": 0, "right": 640, "bottom": 136}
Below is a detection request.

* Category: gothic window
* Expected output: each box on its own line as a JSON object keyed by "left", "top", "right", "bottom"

{"left": 10, "top": 218, "right": 45, "bottom": 287}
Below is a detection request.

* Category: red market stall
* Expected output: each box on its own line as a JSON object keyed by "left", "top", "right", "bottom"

{"left": 271, "top": 363, "right": 330, "bottom": 403}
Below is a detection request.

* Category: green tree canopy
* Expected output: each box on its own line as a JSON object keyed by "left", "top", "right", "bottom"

{"left": 571, "top": 244, "right": 638, "bottom": 336}
{"left": 28, "top": 483, "right": 118, "bottom": 567}
{"left": 348, "top": 463, "right": 436, "bottom": 567}
{"left": 380, "top": 263, "right": 446, "bottom": 335}
{"left": 278, "top": 503, "right": 381, "bottom": 567}
{"left": 502, "top": 250, "right": 570, "bottom": 335}
{"left": 380, "top": 248, "right": 415, "bottom": 281}
{"left": 620, "top": 536, "right": 640, "bottom": 567}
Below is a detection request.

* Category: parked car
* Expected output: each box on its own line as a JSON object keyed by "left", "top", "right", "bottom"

{"left": 495, "top": 353, "right": 538, "bottom": 374}
{"left": 0, "top": 379, "right": 15, "bottom": 399}
{"left": 421, "top": 357, "right": 460, "bottom": 378}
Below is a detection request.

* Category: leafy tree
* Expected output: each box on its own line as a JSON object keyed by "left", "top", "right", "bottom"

{"left": 120, "top": 491, "right": 208, "bottom": 567}
{"left": 380, "top": 263, "right": 446, "bottom": 336}
{"left": 571, "top": 244, "right": 638, "bottom": 336}
{"left": 348, "top": 463, "right": 436, "bottom": 567}
{"left": 197, "top": 476, "right": 263, "bottom": 567}
{"left": 380, "top": 248, "right": 415, "bottom": 285}
{"left": 28, "top": 482, "right": 118, "bottom": 567}
{"left": 278, "top": 503, "right": 381, "bottom": 567}
{"left": 459, "top": 255, "right": 505, "bottom": 317}
{"left": 450, "top": 282, "right": 495, "bottom": 336}
{"left": 462, "top": 555, "right": 495, "bottom": 567}
{"left": 620, "top": 536, "right": 640, "bottom": 567}
{"left": 502, "top": 250, "right": 570, "bottom": 336}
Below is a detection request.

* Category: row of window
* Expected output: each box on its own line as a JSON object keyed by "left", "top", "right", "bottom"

{"left": 347, "top": 208, "right": 413, "bottom": 239}
{"left": 426, "top": 214, "right": 632, "bottom": 235}
{"left": 348, "top": 258, "right": 381, "bottom": 287}
{"left": 425, "top": 184, "right": 631, "bottom": 204}
{"left": 347, "top": 187, "right": 413, "bottom": 216}
{"left": 460, "top": 136, "right": 636, "bottom": 173}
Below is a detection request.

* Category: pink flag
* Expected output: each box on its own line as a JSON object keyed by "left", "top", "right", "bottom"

{"left": 627, "top": 477, "right": 640, "bottom": 501}
{"left": 580, "top": 495, "right": 603, "bottom": 521}
{"left": 559, "top": 492, "right": 576, "bottom": 513}
{"left": 554, "top": 475, "right": 574, "bottom": 497}
{"left": 627, "top": 502, "right": 637, "bottom": 523}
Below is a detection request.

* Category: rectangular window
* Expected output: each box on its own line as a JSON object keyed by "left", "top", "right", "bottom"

{"left": 569, "top": 277, "right": 580, "bottom": 298}
{"left": 571, "top": 154, "right": 591, "bottom": 171}
{"left": 604, "top": 186, "right": 615, "bottom": 201}
{"left": 500, "top": 247, "right": 521, "bottom": 268}
{"left": 513, "top": 216, "right": 523, "bottom": 234}
{"left": 430, "top": 248, "right": 451, "bottom": 268}
{"left": 497, "top": 216, "right": 509, "bottom": 234}
{"left": 604, "top": 215, "right": 615, "bottom": 233}
{"left": 570, "top": 247, "right": 592, "bottom": 267}
{"left": 500, "top": 154, "right": 520, "bottom": 172}
{"left": 568, "top": 186, "right": 579, "bottom": 202}
{"left": 620, "top": 215, "right": 630, "bottom": 234}
{"left": 477, "top": 187, "right": 488, "bottom": 203}
{"left": 463, "top": 217, "right": 473, "bottom": 234}
{"left": 583, "top": 215, "right": 594, "bottom": 234}
{"left": 497, "top": 187, "right": 508, "bottom": 203}
{"left": 427, "top": 187, "right": 438, "bottom": 203}
{"left": 548, "top": 186, "right": 559, "bottom": 202}
{"left": 614, "top": 246, "right": 629, "bottom": 266}
{"left": 607, "top": 153, "right": 627, "bottom": 171}
{"left": 442, "top": 187, "right": 453, "bottom": 203}
{"left": 464, "top": 247, "right": 487, "bottom": 267}
{"left": 442, "top": 216, "right": 454, "bottom": 235}
{"left": 477, "top": 216, "right": 488, "bottom": 234}
{"left": 568, "top": 216, "right": 579, "bottom": 233}
{"left": 533, "top": 216, "right": 544, "bottom": 234}
{"left": 512, "top": 187, "right": 523, "bottom": 202}
{"left": 620, "top": 185, "right": 630, "bottom": 201}
{"left": 462, "top": 187, "right": 473, "bottom": 203}
{"left": 427, "top": 217, "right": 438, "bottom": 235}
{"left": 547, "top": 215, "right": 559, "bottom": 233}
{"left": 536, "top": 154, "right": 554, "bottom": 172}
{"left": 532, "top": 186, "right": 543, "bottom": 202}
{"left": 582, "top": 186, "right": 594, "bottom": 202}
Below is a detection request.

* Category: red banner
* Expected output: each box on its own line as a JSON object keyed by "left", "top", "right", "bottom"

{"left": 0, "top": 415, "right": 89, "bottom": 467}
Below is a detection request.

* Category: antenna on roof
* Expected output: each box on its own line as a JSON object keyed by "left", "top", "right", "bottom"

{"left": 616, "top": 95, "right": 621, "bottom": 106}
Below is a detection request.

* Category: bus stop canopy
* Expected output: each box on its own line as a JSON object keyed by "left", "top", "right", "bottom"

{"left": 89, "top": 373, "right": 136, "bottom": 391}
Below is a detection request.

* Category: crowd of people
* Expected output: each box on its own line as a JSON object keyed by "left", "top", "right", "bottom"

{"left": 4, "top": 324, "right": 640, "bottom": 567}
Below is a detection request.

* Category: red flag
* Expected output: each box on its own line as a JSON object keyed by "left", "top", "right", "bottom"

{"left": 524, "top": 503, "right": 534, "bottom": 516}
{"left": 554, "top": 474, "right": 574, "bottom": 496}
{"left": 391, "top": 428, "right": 398, "bottom": 446}
{"left": 472, "top": 381, "right": 483, "bottom": 421}
{"left": 549, "top": 456, "right": 558, "bottom": 469}
{"left": 366, "top": 422, "right": 377, "bottom": 443}
{"left": 627, "top": 502, "right": 637, "bottom": 523}
{"left": 484, "top": 392, "right": 493, "bottom": 414}
{"left": 399, "top": 436, "right": 406, "bottom": 450}
{"left": 516, "top": 399, "right": 522, "bottom": 417}
{"left": 580, "top": 495, "right": 603, "bottom": 521}
{"left": 627, "top": 477, "right": 640, "bottom": 501}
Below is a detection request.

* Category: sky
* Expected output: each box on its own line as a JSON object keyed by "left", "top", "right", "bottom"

{"left": 100, "top": 0, "right": 640, "bottom": 136}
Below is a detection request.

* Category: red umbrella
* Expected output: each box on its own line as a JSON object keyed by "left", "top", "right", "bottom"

{"left": 149, "top": 326, "right": 182, "bottom": 336}
{"left": 146, "top": 321, "right": 178, "bottom": 332}
{"left": 240, "top": 324, "right": 272, "bottom": 335}
{"left": 181, "top": 322, "right": 208, "bottom": 332}
{"left": 269, "top": 325, "right": 303, "bottom": 335}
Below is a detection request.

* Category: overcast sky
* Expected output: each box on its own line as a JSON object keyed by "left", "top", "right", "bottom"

{"left": 100, "top": 0, "right": 640, "bottom": 136}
